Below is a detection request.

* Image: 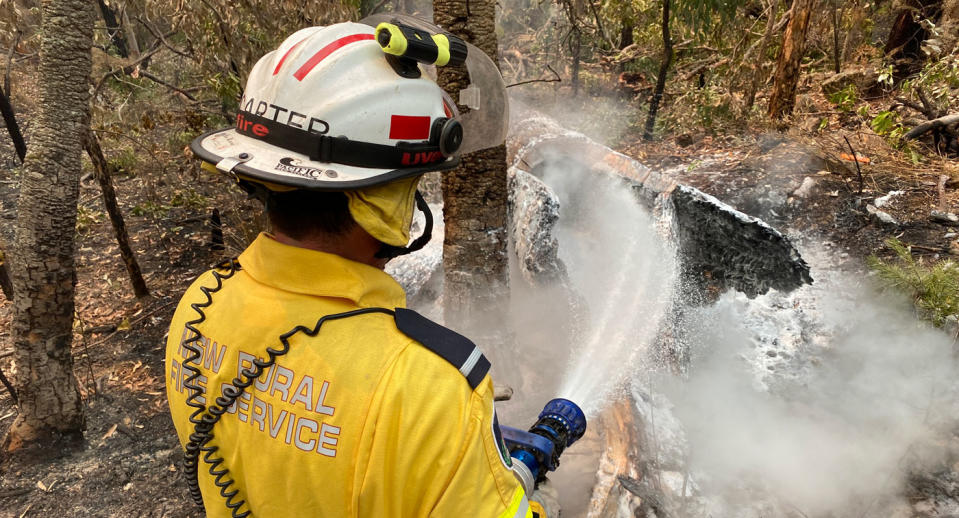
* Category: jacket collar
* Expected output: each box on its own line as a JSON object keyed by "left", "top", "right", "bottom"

{"left": 238, "top": 233, "right": 407, "bottom": 308}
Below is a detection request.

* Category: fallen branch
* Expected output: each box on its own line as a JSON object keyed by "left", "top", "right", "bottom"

{"left": 0, "top": 487, "right": 31, "bottom": 499}
{"left": 87, "top": 299, "right": 176, "bottom": 348}
{"left": 506, "top": 65, "right": 562, "bottom": 88}
{"left": 894, "top": 96, "right": 931, "bottom": 118}
{"left": 681, "top": 58, "right": 730, "bottom": 80}
{"left": 904, "top": 113, "right": 959, "bottom": 140}
{"left": 907, "top": 244, "right": 946, "bottom": 253}
{"left": 916, "top": 87, "right": 942, "bottom": 119}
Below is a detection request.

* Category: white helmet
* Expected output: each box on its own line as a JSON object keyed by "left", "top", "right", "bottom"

{"left": 192, "top": 18, "right": 508, "bottom": 191}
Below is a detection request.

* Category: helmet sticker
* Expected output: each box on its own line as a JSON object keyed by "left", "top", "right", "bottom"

{"left": 275, "top": 157, "right": 337, "bottom": 179}
{"left": 389, "top": 115, "right": 431, "bottom": 140}
{"left": 208, "top": 132, "right": 238, "bottom": 151}
{"left": 292, "top": 33, "right": 376, "bottom": 81}
{"left": 241, "top": 96, "right": 329, "bottom": 135}
{"left": 272, "top": 38, "right": 308, "bottom": 76}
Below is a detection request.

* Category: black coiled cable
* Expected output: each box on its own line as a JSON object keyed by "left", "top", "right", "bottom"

{"left": 178, "top": 261, "right": 394, "bottom": 517}
{"left": 181, "top": 258, "right": 241, "bottom": 507}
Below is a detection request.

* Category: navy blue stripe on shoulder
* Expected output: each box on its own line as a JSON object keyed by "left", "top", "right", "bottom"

{"left": 393, "top": 308, "right": 490, "bottom": 390}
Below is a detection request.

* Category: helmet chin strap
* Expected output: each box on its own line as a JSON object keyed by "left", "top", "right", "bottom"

{"left": 375, "top": 190, "right": 433, "bottom": 259}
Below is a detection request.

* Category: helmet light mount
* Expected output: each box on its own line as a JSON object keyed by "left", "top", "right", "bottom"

{"left": 362, "top": 14, "right": 509, "bottom": 156}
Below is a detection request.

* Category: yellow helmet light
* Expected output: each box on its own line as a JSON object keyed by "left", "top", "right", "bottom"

{"left": 374, "top": 22, "right": 467, "bottom": 67}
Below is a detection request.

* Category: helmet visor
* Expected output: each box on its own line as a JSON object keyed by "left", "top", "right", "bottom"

{"left": 360, "top": 14, "right": 509, "bottom": 155}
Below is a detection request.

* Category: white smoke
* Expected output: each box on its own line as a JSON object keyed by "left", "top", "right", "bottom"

{"left": 661, "top": 265, "right": 959, "bottom": 517}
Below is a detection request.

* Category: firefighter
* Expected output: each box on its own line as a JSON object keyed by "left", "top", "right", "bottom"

{"left": 165, "top": 18, "right": 546, "bottom": 518}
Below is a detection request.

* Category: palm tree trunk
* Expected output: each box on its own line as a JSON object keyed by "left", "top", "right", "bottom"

{"left": 434, "top": 0, "right": 510, "bottom": 332}
{"left": 4, "top": 0, "right": 94, "bottom": 450}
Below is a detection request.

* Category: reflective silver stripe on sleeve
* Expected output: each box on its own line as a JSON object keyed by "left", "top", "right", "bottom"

{"left": 513, "top": 496, "right": 530, "bottom": 518}
{"left": 459, "top": 346, "right": 482, "bottom": 377}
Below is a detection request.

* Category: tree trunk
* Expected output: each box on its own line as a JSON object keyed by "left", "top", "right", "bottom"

{"left": 832, "top": 0, "right": 841, "bottom": 73}
{"left": 644, "top": 0, "right": 672, "bottom": 140}
{"left": 619, "top": 21, "right": 634, "bottom": 49}
{"left": 571, "top": 29, "right": 582, "bottom": 97}
{"left": 95, "top": 0, "right": 129, "bottom": 58}
{"left": 767, "top": 0, "right": 815, "bottom": 119}
{"left": 842, "top": 2, "right": 866, "bottom": 61}
{"left": 4, "top": 0, "right": 94, "bottom": 450}
{"left": 119, "top": 2, "right": 140, "bottom": 59}
{"left": 940, "top": 0, "right": 959, "bottom": 53}
{"left": 884, "top": 7, "right": 926, "bottom": 79}
{"left": 744, "top": 0, "right": 780, "bottom": 111}
{"left": 434, "top": 0, "right": 510, "bottom": 332}
{"left": 83, "top": 128, "right": 149, "bottom": 298}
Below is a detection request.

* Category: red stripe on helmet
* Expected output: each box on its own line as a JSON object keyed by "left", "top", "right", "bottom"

{"left": 273, "top": 39, "right": 306, "bottom": 75}
{"left": 293, "top": 33, "right": 375, "bottom": 81}
{"left": 389, "top": 115, "right": 432, "bottom": 140}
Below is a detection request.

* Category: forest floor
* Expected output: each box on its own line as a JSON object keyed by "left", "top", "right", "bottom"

{"left": 1, "top": 79, "right": 957, "bottom": 517}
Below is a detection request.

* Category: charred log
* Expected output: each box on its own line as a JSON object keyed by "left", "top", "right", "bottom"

{"left": 508, "top": 106, "right": 812, "bottom": 301}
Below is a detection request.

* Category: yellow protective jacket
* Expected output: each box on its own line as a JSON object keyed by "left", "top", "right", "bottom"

{"left": 165, "top": 233, "right": 532, "bottom": 518}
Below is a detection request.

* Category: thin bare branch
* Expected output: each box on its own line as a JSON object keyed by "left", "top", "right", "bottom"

{"left": 506, "top": 64, "right": 562, "bottom": 88}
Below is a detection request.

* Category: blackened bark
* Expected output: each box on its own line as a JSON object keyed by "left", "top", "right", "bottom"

{"left": 95, "top": 0, "right": 129, "bottom": 57}
{"left": 4, "top": 0, "right": 95, "bottom": 450}
{"left": 644, "top": 0, "right": 673, "bottom": 140}
{"left": 0, "top": 83, "right": 26, "bottom": 163}
{"left": 620, "top": 22, "right": 634, "bottom": 49}
{"left": 0, "top": 238, "right": 12, "bottom": 299}
{"left": 0, "top": 366, "right": 17, "bottom": 404}
{"left": 768, "top": 0, "right": 815, "bottom": 118}
{"left": 0, "top": 81, "right": 23, "bottom": 301}
{"left": 211, "top": 208, "right": 224, "bottom": 252}
{"left": 83, "top": 128, "right": 149, "bottom": 298}
{"left": 434, "top": 0, "right": 510, "bottom": 331}
{"left": 885, "top": 8, "right": 927, "bottom": 78}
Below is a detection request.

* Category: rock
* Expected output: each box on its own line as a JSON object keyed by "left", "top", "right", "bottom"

{"left": 949, "top": 240, "right": 959, "bottom": 256}
{"left": 676, "top": 133, "right": 695, "bottom": 147}
{"left": 874, "top": 190, "right": 905, "bottom": 208}
{"left": 757, "top": 133, "right": 786, "bottom": 153}
{"left": 867, "top": 204, "right": 899, "bottom": 225}
{"left": 931, "top": 210, "right": 959, "bottom": 226}
{"left": 792, "top": 176, "right": 817, "bottom": 198}
{"left": 735, "top": 141, "right": 833, "bottom": 221}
